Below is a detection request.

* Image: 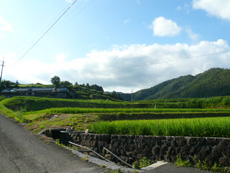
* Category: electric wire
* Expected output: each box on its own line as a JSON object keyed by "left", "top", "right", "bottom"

{"left": 13, "top": 1, "right": 63, "bottom": 56}
{"left": 10, "top": 0, "right": 78, "bottom": 68}
{"left": 48, "top": 0, "right": 94, "bottom": 37}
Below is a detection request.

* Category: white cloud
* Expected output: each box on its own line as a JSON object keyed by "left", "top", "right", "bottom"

{"left": 4, "top": 40, "right": 230, "bottom": 93}
{"left": 177, "top": 3, "right": 190, "bottom": 14}
{"left": 0, "top": 16, "right": 12, "bottom": 32}
{"left": 193, "top": 0, "right": 230, "bottom": 20}
{"left": 0, "top": 16, "right": 13, "bottom": 38}
{"left": 55, "top": 53, "right": 66, "bottom": 63}
{"left": 151, "top": 17, "right": 182, "bottom": 37}
{"left": 0, "top": 33, "right": 5, "bottom": 38}
{"left": 123, "top": 19, "right": 130, "bottom": 24}
{"left": 186, "top": 28, "right": 199, "bottom": 41}
{"left": 177, "top": 6, "right": 182, "bottom": 11}
{"left": 65, "top": 0, "right": 73, "bottom": 3}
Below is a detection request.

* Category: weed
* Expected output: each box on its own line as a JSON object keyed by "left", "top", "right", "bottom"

{"left": 81, "top": 157, "right": 89, "bottom": 162}
{"left": 55, "top": 139, "right": 61, "bottom": 145}
{"left": 44, "top": 141, "right": 50, "bottom": 145}
{"left": 132, "top": 161, "right": 139, "bottom": 169}
{"left": 55, "top": 139, "right": 67, "bottom": 149}
{"left": 107, "top": 169, "right": 122, "bottom": 173}
{"left": 38, "top": 124, "right": 45, "bottom": 129}
{"left": 176, "top": 156, "right": 228, "bottom": 173}
{"left": 175, "top": 155, "right": 191, "bottom": 167}
{"left": 15, "top": 109, "right": 25, "bottom": 123}
{"left": 196, "top": 159, "right": 210, "bottom": 170}
{"left": 139, "top": 157, "right": 151, "bottom": 168}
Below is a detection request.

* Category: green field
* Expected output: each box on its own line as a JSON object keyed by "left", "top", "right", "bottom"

{"left": 0, "top": 96, "right": 230, "bottom": 136}
{"left": 30, "top": 107, "right": 230, "bottom": 114}
{"left": 90, "top": 117, "right": 230, "bottom": 137}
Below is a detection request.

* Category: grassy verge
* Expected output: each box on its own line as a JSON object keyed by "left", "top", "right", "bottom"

{"left": 24, "top": 114, "right": 99, "bottom": 133}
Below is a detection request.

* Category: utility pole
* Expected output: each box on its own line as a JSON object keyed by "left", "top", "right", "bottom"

{"left": 0, "top": 59, "right": 5, "bottom": 88}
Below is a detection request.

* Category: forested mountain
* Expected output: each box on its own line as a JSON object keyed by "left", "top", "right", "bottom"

{"left": 120, "top": 68, "right": 230, "bottom": 101}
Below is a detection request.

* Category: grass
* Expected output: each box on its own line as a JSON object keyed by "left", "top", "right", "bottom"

{"left": 0, "top": 96, "right": 229, "bottom": 173}
{"left": 90, "top": 117, "right": 230, "bottom": 137}
{"left": 139, "top": 157, "right": 152, "bottom": 168}
{"left": 0, "top": 96, "right": 132, "bottom": 112}
{"left": 175, "top": 155, "right": 192, "bottom": 167}
{"left": 81, "top": 157, "right": 89, "bottom": 162}
{"left": 1, "top": 96, "right": 230, "bottom": 137}
{"left": 31, "top": 107, "right": 230, "bottom": 115}
{"left": 23, "top": 114, "right": 99, "bottom": 133}
{"left": 4, "top": 96, "right": 230, "bottom": 113}
{"left": 175, "top": 155, "right": 230, "bottom": 173}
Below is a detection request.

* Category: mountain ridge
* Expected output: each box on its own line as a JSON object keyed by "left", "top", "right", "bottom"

{"left": 120, "top": 68, "right": 230, "bottom": 101}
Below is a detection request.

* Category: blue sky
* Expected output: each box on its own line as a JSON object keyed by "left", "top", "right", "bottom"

{"left": 0, "top": 0, "right": 230, "bottom": 92}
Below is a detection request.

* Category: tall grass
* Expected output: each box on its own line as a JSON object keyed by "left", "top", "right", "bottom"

{"left": 90, "top": 117, "right": 230, "bottom": 137}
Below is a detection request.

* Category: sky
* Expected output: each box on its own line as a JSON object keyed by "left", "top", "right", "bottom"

{"left": 0, "top": 0, "right": 230, "bottom": 93}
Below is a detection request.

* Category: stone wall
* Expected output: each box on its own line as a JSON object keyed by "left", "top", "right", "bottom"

{"left": 43, "top": 129, "right": 230, "bottom": 167}
{"left": 67, "top": 133, "right": 230, "bottom": 167}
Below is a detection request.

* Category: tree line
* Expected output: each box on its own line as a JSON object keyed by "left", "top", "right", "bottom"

{"left": 0, "top": 76, "right": 123, "bottom": 101}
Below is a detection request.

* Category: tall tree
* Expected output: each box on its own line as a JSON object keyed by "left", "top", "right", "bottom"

{"left": 60, "top": 81, "right": 73, "bottom": 87}
{"left": 14, "top": 80, "right": 19, "bottom": 88}
{"left": 51, "top": 76, "right": 60, "bottom": 88}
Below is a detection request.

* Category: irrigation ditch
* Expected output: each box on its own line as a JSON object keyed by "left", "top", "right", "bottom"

{"left": 41, "top": 128, "right": 230, "bottom": 170}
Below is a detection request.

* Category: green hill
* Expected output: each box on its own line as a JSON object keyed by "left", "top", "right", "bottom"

{"left": 121, "top": 68, "right": 230, "bottom": 100}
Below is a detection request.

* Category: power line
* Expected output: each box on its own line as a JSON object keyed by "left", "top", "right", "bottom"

{"left": 10, "top": 0, "right": 78, "bottom": 68}
{"left": 45, "top": 0, "right": 94, "bottom": 38}
{"left": 13, "top": 1, "right": 65, "bottom": 57}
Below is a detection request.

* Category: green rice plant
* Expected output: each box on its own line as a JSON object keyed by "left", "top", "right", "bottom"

{"left": 90, "top": 117, "right": 230, "bottom": 137}
{"left": 31, "top": 107, "right": 230, "bottom": 115}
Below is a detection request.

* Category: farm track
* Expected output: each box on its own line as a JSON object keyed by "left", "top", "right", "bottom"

{"left": 0, "top": 114, "right": 106, "bottom": 173}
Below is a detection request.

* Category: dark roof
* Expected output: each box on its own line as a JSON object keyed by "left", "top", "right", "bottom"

{"left": 13, "top": 88, "right": 55, "bottom": 92}
{"left": 33, "top": 88, "right": 55, "bottom": 92}
{"left": 57, "top": 88, "right": 68, "bottom": 92}
{"left": 1, "top": 89, "right": 11, "bottom": 93}
{"left": 1, "top": 87, "right": 68, "bottom": 94}
{"left": 16, "top": 88, "right": 32, "bottom": 92}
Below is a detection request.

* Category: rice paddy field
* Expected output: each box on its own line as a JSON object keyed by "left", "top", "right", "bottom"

{"left": 0, "top": 96, "right": 230, "bottom": 137}
{"left": 90, "top": 117, "right": 230, "bottom": 137}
